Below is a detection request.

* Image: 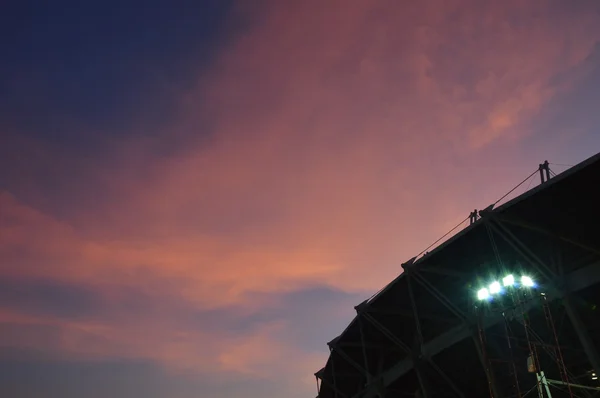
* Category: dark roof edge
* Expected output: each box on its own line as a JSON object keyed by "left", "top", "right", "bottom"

{"left": 494, "top": 151, "right": 600, "bottom": 213}
{"left": 363, "top": 151, "right": 600, "bottom": 307}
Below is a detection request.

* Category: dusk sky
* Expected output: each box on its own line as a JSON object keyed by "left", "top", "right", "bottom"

{"left": 1, "top": 1, "right": 600, "bottom": 397}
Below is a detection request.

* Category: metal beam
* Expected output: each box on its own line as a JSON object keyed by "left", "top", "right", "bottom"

{"left": 319, "top": 376, "right": 349, "bottom": 398}
{"left": 353, "top": 261, "right": 600, "bottom": 398}
{"left": 361, "top": 312, "right": 411, "bottom": 354}
{"left": 563, "top": 295, "right": 600, "bottom": 376}
{"left": 416, "top": 266, "right": 468, "bottom": 278}
{"left": 546, "top": 378, "right": 600, "bottom": 392}
{"left": 338, "top": 342, "right": 401, "bottom": 350}
{"left": 407, "top": 275, "right": 429, "bottom": 398}
{"left": 496, "top": 215, "right": 600, "bottom": 257}
{"left": 412, "top": 271, "right": 469, "bottom": 323}
{"left": 358, "top": 316, "right": 372, "bottom": 383}
{"left": 407, "top": 275, "right": 423, "bottom": 345}
{"left": 366, "top": 308, "right": 458, "bottom": 324}
{"left": 485, "top": 218, "right": 555, "bottom": 282}
{"left": 322, "top": 370, "right": 365, "bottom": 379}
{"left": 329, "top": 345, "right": 372, "bottom": 380}
{"left": 492, "top": 214, "right": 600, "bottom": 376}
{"left": 472, "top": 325, "right": 501, "bottom": 398}
{"left": 331, "top": 350, "right": 338, "bottom": 398}
{"left": 426, "top": 357, "right": 467, "bottom": 398}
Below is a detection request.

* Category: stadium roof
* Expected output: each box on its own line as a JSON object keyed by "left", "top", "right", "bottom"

{"left": 315, "top": 152, "right": 600, "bottom": 398}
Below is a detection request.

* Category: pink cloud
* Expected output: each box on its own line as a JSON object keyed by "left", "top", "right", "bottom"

{"left": 1, "top": 1, "right": 600, "bottom": 396}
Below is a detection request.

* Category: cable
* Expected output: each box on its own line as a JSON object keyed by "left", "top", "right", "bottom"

{"left": 416, "top": 215, "right": 470, "bottom": 258}
{"left": 494, "top": 169, "right": 539, "bottom": 206}
{"left": 549, "top": 162, "right": 574, "bottom": 168}
{"left": 415, "top": 166, "right": 545, "bottom": 263}
{"left": 525, "top": 173, "right": 537, "bottom": 192}
{"left": 485, "top": 223, "right": 503, "bottom": 268}
{"left": 369, "top": 214, "right": 467, "bottom": 302}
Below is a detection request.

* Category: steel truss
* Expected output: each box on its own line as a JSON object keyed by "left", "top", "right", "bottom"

{"left": 316, "top": 154, "right": 600, "bottom": 398}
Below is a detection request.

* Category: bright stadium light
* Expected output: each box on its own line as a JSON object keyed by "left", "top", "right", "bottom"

{"left": 503, "top": 274, "right": 515, "bottom": 287}
{"left": 521, "top": 275, "right": 535, "bottom": 287}
{"left": 477, "top": 288, "right": 490, "bottom": 301}
{"left": 489, "top": 281, "right": 501, "bottom": 294}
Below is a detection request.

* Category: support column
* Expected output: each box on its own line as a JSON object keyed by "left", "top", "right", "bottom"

{"left": 539, "top": 160, "right": 550, "bottom": 184}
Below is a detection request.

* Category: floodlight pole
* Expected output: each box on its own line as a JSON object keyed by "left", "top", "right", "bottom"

{"left": 474, "top": 305, "right": 502, "bottom": 398}
{"left": 501, "top": 312, "right": 523, "bottom": 398}
{"left": 486, "top": 211, "right": 600, "bottom": 377}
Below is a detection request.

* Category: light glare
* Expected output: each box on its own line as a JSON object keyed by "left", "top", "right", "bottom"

{"left": 489, "top": 281, "right": 501, "bottom": 294}
{"left": 503, "top": 274, "right": 515, "bottom": 287}
{"left": 521, "top": 275, "right": 534, "bottom": 287}
{"left": 477, "top": 288, "right": 490, "bottom": 300}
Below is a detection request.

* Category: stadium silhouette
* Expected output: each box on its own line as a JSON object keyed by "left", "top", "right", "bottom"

{"left": 314, "top": 152, "right": 600, "bottom": 398}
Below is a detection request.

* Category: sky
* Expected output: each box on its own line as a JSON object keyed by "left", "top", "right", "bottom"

{"left": 1, "top": 1, "right": 600, "bottom": 397}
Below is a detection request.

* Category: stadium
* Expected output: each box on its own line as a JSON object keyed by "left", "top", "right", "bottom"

{"left": 314, "top": 152, "right": 600, "bottom": 398}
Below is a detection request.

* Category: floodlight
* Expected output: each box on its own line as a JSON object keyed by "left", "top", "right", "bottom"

{"left": 503, "top": 274, "right": 515, "bottom": 287}
{"left": 521, "top": 275, "right": 534, "bottom": 287}
{"left": 489, "top": 281, "right": 501, "bottom": 294}
{"left": 477, "top": 288, "right": 490, "bottom": 300}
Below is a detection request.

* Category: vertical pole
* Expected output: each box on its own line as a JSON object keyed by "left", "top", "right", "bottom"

{"left": 474, "top": 306, "right": 501, "bottom": 398}
{"left": 502, "top": 313, "right": 522, "bottom": 398}
{"left": 514, "top": 288, "right": 544, "bottom": 398}
{"left": 543, "top": 161, "right": 551, "bottom": 181}
{"left": 534, "top": 372, "right": 545, "bottom": 398}
{"left": 538, "top": 371, "right": 554, "bottom": 398}
{"left": 539, "top": 160, "right": 551, "bottom": 183}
